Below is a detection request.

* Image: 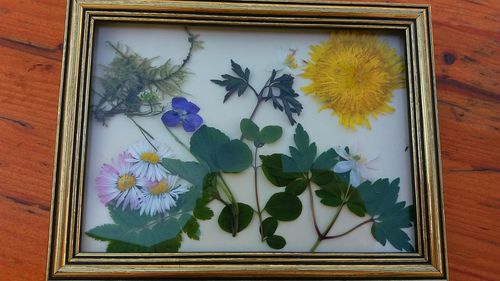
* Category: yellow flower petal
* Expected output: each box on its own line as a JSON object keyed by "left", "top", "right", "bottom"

{"left": 301, "top": 31, "right": 405, "bottom": 130}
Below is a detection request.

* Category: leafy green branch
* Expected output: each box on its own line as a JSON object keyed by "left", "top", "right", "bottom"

{"left": 211, "top": 60, "right": 303, "bottom": 128}
{"left": 260, "top": 124, "right": 415, "bottom": 252}
{"left": 240, "top": 118, "right": 289, "bottom": 249}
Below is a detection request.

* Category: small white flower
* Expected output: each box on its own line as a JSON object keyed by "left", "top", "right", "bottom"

{"left": 127, "top": 141, "right": 174, "bottom": 182}
{"left": 140, "top": 175, "right": 190, "bottom": 216}
{"left": 265, "top": 47, "right": 303, "bottom": 75}
{"left": 333, "top": 145, "right": 377, "bottom": 187}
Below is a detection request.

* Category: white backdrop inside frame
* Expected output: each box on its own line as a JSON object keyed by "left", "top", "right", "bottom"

{"left": 81, "top": 23, "right": 414, "bottom": 253}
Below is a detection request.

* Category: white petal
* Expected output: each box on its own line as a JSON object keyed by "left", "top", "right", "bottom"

{"left": 334, "top": 146, "right": 350, "bottom": 160}
{"left": 350, "top": 169, "right": 361, "bottom": 187}
{"left": 333, "top": 160, "right": 354, "bottom": 173}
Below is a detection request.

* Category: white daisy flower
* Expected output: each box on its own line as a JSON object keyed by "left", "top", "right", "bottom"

{"left": 139, "top": 175, "right": 190, "bottom": 216}
{"left": 333, "top": 145, "right": 377, "bottom": 187}
{"left": 96, "top": 152, "right": 146, "bottom": 210}
{"left": 127, "top": 141, "right": 174, "bottom": 182}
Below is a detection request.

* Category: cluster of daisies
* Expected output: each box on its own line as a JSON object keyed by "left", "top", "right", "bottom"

{"left": 96, "top": 141, "right": 189, "bottom": 216}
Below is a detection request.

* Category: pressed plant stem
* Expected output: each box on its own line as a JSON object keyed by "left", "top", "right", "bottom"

{"left": 128, "top": 116, "right": 158, "bottom": 150}
{"left": 323, "top": 218, "right": 374, "bottom": 240}
{"left": 307, "top": 180, "right": 322, "bottom": 237}
{"left": 218, "top": 173, "right": 240, "bottom": 237}
{"left": 310, "top": 203, "right": 346, "bottom": 252}
{"left": 239, "top": 80, "right": 271, "bottom": 140}
{"left": 164, "top": 125, "right": 190, "bottom": 152}
{"left": 252, "top": 146, "right": 265, "bottom": 241}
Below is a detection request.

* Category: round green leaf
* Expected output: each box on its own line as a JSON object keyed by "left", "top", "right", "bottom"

{"left": 266, "top": 235, "right": 286, "bottom": 249}
{"left": 240, "top": 118, "right": 260, "bottom": 141}
{"left": 259, "top": 125, "right": 283, "bottom": 144}
{"left": 261, "top": 217, "right": 278, "bottom": 237}
{"left": 218, "top": 203, "right": 254, "bottom": 234}
{"left": 215, "top": 140, "right": 252, "bottom": 173}
{"left": 285, "top": 178, "right": 308, "bottom": 195}
{"left": 264, "top": 192, "right": 302, "bottom": 221}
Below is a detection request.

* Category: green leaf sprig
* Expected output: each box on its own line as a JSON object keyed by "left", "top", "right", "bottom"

{"left": 260, "top": 124, "right": 415, "bottom": 252}
{"left": 211, "top": 60, "right": 303, "bottom": 127}
{"left": 240, "top": 118, "right": 290, "bottom": 249}
{"left": 93, "top": 28, "right": 202, "bottom": 125}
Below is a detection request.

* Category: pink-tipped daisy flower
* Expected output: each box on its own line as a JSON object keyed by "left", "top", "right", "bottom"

{"left": 95, "top": 152, "right": 145, "bottom": 210}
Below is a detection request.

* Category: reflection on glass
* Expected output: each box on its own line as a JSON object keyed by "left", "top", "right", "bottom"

{"left": 82, "top": 24, "right": 414, "bottom": 253}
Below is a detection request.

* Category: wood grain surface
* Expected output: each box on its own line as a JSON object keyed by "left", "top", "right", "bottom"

{"left": 0, "top": 0, "right": 498, "bottom": 280}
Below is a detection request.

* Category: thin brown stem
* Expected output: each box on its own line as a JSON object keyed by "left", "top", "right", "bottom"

{"left": 323, "top": 218, "right": 374, "bottom": 240}
{"left": 310, "top": 203, "right": 346, "bottom": 252}
{"left": 253, "top": 146, "right": 265, "bottom": 241}
{"left": 128, "top": 116, "right": 157, "bottom": 151}
{"left": 307, "top": 179, "right": 322, "bottom": 237}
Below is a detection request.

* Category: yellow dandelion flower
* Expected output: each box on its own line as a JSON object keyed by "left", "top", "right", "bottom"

{"left": 301, "top": 31, "right": 405, "bottom": 130}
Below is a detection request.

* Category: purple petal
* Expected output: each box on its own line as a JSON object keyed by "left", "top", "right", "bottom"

{"left": 183, "top": 101, "right": 200, "bottom": 114}
{"left": 161, "top": 110, "right": 181, "bottom": 127}
{"left": 172, "top": 97, "right": 200, "bottom": 113}
{"left": 171, "top": 97, "right": 189, "bottom": 109}
{"left": 182, "top": 114, "right": 203, "bottom": 132}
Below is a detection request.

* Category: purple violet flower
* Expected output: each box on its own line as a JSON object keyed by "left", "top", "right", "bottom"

{"left": 161, "top": 97, "right": 203, "bottom": 132}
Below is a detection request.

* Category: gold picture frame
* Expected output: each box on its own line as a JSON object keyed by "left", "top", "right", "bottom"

{"left": 47, "top": 0, "right": 447, "bottom": 279}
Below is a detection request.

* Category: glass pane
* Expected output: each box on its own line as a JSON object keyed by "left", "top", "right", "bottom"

{"left": 81, "top": 23, "right": 415, "bottom": 253}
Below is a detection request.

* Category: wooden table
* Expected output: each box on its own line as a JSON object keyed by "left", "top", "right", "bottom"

{"left": 0, "top": 0, "right": 498, "bottom": 280}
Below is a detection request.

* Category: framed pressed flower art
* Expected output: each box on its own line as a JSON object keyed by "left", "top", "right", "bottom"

{"left": 47, "top": 0, "right": 447, "bottom": 280}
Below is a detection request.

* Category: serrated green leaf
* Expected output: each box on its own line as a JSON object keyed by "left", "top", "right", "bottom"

{"left": 289, "top": 144, "right": 317, "bottom": 172}
{"left": 358, "top": 178, "right": 414, "bottom": 252}
{"left": 312, "top": 148, "right": 340, "bottom": 170}
{"left": 357, "top": 179, "right": 400, "bottom": 216}
{"left": 211, "top": 60, "right": 250, "bottom": 102}
{"left": 283, "top": 125, "right": 317, "bottom": 172}
{"left": 202, "top": 172, "right": 219, "bottom": 200}
{"left": 266, "top": 235, "right": 286, "bottom": 249}
{"left": 265, "top": 192, "right": 302, "bottom": 221}
{"left": 293, "top": 124, "right": 309, "bottom": 152}
{"left": 285, "top": 177, "right": 308, "bottom": 195}
{"left": 182, "top": 216, "right": 200, "bottom": 240}
{"left": 312, "top": 170, "right": 349, "bottom": 207}
{"left": 231, "top": 59, "right": 250, "bottom": 80}
{"left": 215, "top": 140, "right": 253, "bottom": 173}
{"left": 259, "top": 126, "right": 283, "bottom": 144}
{"left": 240, "top": 118, "right": 260, "bottom": 141}
{"left": 218, "top": 203, "right": 254, "bottom": 234}
{"left": 281, "top": 153, "right": 303, "bottom": 173}
{"left": 315, "top": 190, "right": 343, "bottom": 207}
{"left": 346, "top": 188, "right": 366, "bottom": 217}
{"left": 312, "top": 170, "right": 348, "bottom": 195}
{"left": 264, "top": 73, "right": 303, "bottom": 125}
{"left": 261, "top": 217, "right": 278, "bottom": 238}
{"left": 193, "top": 205, "right": 214, "bottom": 221}
{"left": 260, "top": 154, "right": 302, "bottom": 187}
